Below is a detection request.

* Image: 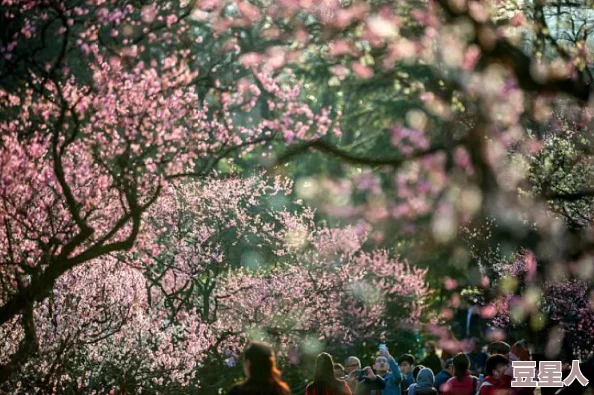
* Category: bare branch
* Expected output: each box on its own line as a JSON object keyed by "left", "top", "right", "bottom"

{"left": 272, "top": 138, "right": 460, "bottom": 168}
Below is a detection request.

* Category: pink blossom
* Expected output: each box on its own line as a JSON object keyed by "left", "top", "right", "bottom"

{"left": 329, "top": 40, "right": 351, "bottom": 57}
{"left": 141, "top": 4, "right": 158, "bottom": 23}
{"left": 352, "top": 62, "right": 374, "bottom": 79}
{"left": 444, "top": 277, "right": 458, "bottom": 290}
{"left": 238, "top": 1, "right": 261, "bottom": 23}
{"left": 510, "top": 13, "right": 526, "bottom": 27}
{"left": 165, "top": 14, "right": 178, "bottom": 28}
{"left": 462, "top": 45, "right": 481, "bottom": 71}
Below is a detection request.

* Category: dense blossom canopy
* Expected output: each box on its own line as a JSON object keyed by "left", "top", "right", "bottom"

{"left": 2, "top": 0, "right": 594, "bottom": 392}
{"left": 0, "top": 175, "right": 428, "bottom": 392}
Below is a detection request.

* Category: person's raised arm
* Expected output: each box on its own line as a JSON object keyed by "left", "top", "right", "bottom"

{"left": 380, "top": 349, "right": 402, "bottom": 384}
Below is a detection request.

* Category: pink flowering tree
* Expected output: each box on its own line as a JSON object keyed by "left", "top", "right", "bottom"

{"left": 213, "top": 224, "right": 429, "bottom": 364}
{"left": 0, "top": 174, "right": 310, "bottom": 392}
{"left": 0, "top": 172, "right": 429, "bottom": 392}
{"left": 1, "top": 258, "right": 214, "bottom": 393}
{"left": 0, "top": 0, "right": 339, "bottom": 382}
{"left": 487, "top": 250, "right": 594, "bottom": 359}
{"left": 4, "top": 0, "right": 594, "bottom": 388}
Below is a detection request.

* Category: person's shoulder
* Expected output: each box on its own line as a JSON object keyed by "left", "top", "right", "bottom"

{"left": 498, "top": 374, "right": 512, "bottom": 388}
{"left": 444, "top": 376, "right": 456, "bottom": 384}
{"left": 442, "top": 378, "right": 455, "bottom": 394}
{"left": 441, "top": 378, "right": 453, "bottom": 391}
{"left": 481, "top": 384, "right": 500, "bottom": 395}
{"left": 338, "top": 380, "right": 352, "bottom": 395}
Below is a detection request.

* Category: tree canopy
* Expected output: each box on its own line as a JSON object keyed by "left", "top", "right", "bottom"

{"left": 2, "top": 0, "right": 594, "bottom": 393}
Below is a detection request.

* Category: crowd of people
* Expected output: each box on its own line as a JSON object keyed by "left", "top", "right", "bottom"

{"left": 228, "top": 340, "right": 593, "bottom": 395}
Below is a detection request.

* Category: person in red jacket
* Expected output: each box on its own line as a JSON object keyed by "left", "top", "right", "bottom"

{"left": 442, "top": 353, "right": 479, "bottom": 395}
{"left": 477, "top": 354, "right": 509, "bottom": 395}
{"left": 499, "top": 341, "right": 534, "bottom": 395}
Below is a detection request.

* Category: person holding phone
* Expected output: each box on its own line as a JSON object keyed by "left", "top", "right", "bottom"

{"left": 375, "top": 347, "right": 404, "bottom": 395}
{"left": 344, "top": 357, "right": 362, "bottom": 392}
{"left": 349, "top": 366, "right": 385, "bottom": 395}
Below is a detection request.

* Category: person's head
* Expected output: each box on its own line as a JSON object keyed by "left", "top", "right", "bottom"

{"left": 242, "top": 341, "right": 289, "bottom": 394}
{"left": 470, "top": 337, "right": 481, "bottom": 352}
{"left": 511, "top": 341, "right": 530, "bottom": 361}
{"left": 444, "top": 358, "right": 454, "bottom": 375}
{"left": 485, "top": 354, "right": 509, "bottom": 380}
{"left": 398, "top": 354, "right": 415, "bottom": 375}
{"left": 374, "top": 355, "right": 389, "bottom": 376}
{"left": 333, "top": 363, "right": 345, "bottom": 378}
{"left": 452, "top": 352, "right": 470, "bottom": 379}
{"left": 313, "top": 353, "right": 337, "bottom": 385}
{"left": 416, "top": 368, "right": 435, "bottom": 388}
{"left": 425, "top": 341, "right": 436, "bottom": 355}
{"left": 344, "top": 356, "right": 361, "bottom": 374}
{"left": 413, "top": 365, "right": 425, "bottom": 382}
{"left": 488, "top": 341, "right": 510, "bottom": 357}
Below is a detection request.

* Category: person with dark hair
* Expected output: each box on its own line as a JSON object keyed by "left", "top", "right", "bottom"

{"left": 229, "top": 341, "right": 290, "bottom": 395}
{"left": 467, "top": 338, "right": 488, "bottom": 375}
{"left": 500, "top": 341, "right": 534, "bottom": 395}
{"left": 412, "top": 366, "right": 425, "bottom": 383}
{"left": 442, "top": 353, "right": 479, "bottom": 395}
{"left": 306, "top": 353, "right": 352, "bottom": 395}
{"left": 334, "top": 363, "right": 346, "bottom": 379}
{"left": 477, "top": 354, "right": 509, "bottom": 395}
{"left": 487, "top": 341, "right": 510, "bottom": 357}
{"left": 374, "top": 348, "right": 403, "bottom": 395}
{"left": 407, "top": 368, "right": 438, "bottom": 395}
{"left": 434, "top": 359, "right": 453, "bottom": 394}
{"left": 420, "top": 342, "right": 443, "bottom": 375}
{"left": 398, "top": 354, "right": 415, "bottom": 392}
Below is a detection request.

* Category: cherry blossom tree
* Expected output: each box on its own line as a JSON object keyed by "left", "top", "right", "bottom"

{"left": 4, "top": 0, "right": 594, "bottom": 388}
{"left": 0, "top": 0, "right": 337, "bottom": 382}
{"left": 0, "top": 173, "right": 429, "bottom": 393}
{"left": 0, "top": 174, "right": 301, "bottom": 391}
{"left": 1, "top": 258, "right": 214, "bottom": 393}
{"left": 485, "top": 250, "right": 594, "bottom": 360}
{"left": 207, "top": 223, "right": 429, "bottom": 394}
{"left": 0, "top": 173, "right": 302, "bottom": 392}
{"left": 247, "top": 0, "right": 594, "bottom": 355}
{"left": 215, "top": 226, "right": 429, "bottom": 349}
